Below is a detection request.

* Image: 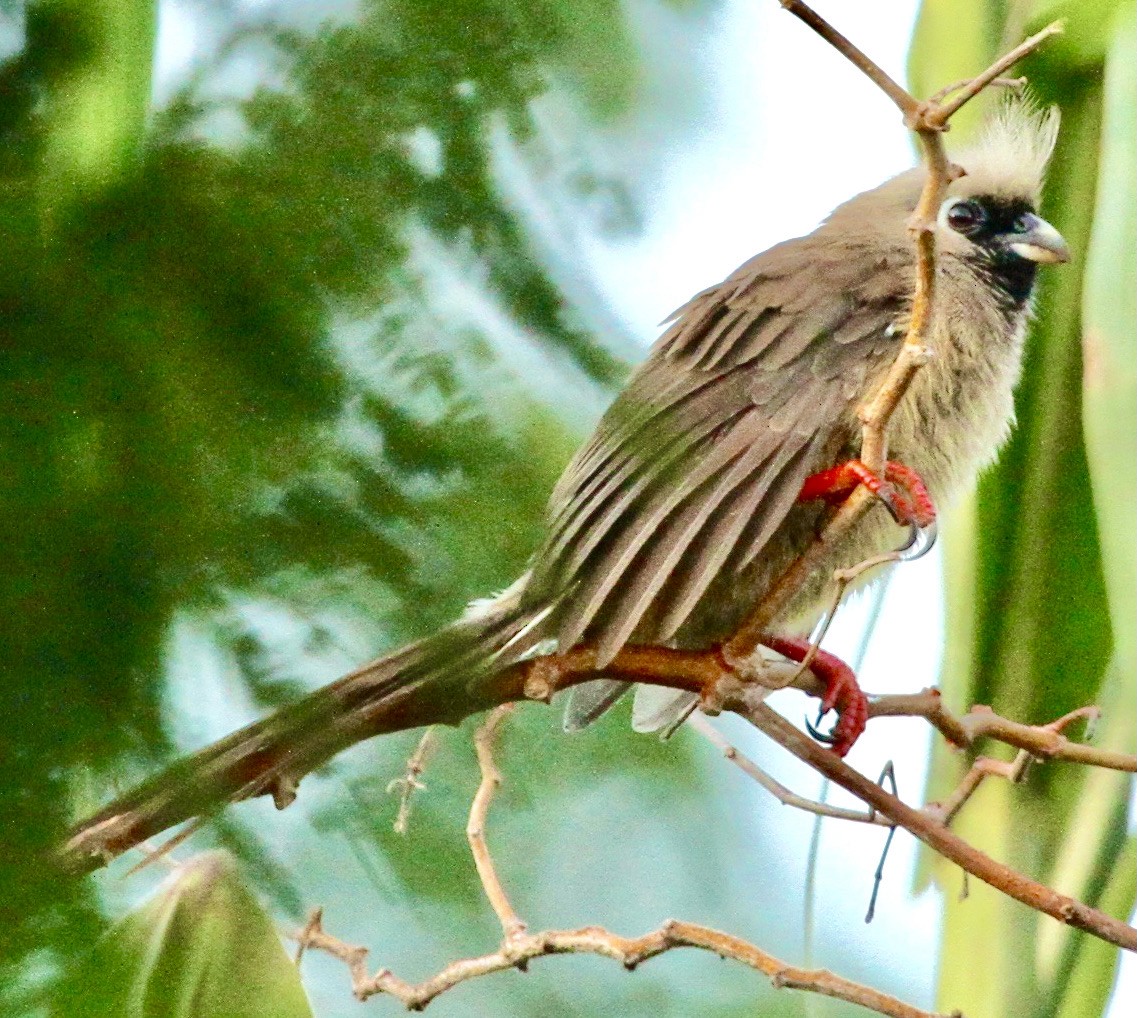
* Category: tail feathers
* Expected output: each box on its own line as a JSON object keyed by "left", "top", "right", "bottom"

{"left": 631, "top": 685, "right": 699, "bottom": 735}
{"left": 66, "top": 600, "right": 538, "bottom": 870}
{"left": 563, "top": 681, "right": 699, "bottom": 736}
{"left": 562, "top": 679, "right": 632, "bottom": 732}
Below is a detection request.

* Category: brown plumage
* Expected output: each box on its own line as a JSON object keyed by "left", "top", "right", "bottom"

{"left": 532, "top": 101, "right": 1067, "bottom": 729}
{"left": 70, "top": 101, "right": 1069, "bottom": 855}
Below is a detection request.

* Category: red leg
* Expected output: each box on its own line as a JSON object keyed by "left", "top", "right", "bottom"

{"left": 762, "top": 635, "right": 868, "bottom": 757}
{"left": 798, "top": 458, "right": 935, "bottom": 529}
{"left": 882, "top": 462, "right": 936, "bottom": 528}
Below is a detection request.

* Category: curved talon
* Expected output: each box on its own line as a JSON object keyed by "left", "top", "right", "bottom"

{"left": 896, "top": 521, "right": 920, "bottom": 555}
{"left": 805, "top": 710, "right": 838, "bottom": 745}
{"left": 873, "top": 482, "right": 916, "bottom": 528}
{"left": 899, "top": 517, "right": 938, "bottom": 562}
{"left": 763, "top": 635, "right": 868, "bottom": 757}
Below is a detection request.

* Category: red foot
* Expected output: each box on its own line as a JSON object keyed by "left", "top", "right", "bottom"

{"left": 797, "top": 459, "right": 936, "bottom": 529}
{"left": 762, "top": 635, "right": 868, "bottom": 757}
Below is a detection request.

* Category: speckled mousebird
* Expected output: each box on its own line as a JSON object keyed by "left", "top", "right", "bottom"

{"left": 72, "top": 100, "right": 1069, "bottom": 852}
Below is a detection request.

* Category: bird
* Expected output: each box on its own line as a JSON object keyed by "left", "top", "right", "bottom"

{"left": 68, "top": 99, "right": 1068, "bottom": 865}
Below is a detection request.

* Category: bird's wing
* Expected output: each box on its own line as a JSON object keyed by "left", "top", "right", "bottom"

{"left": 529, "top": 238, "right": 907, "bottom": 667}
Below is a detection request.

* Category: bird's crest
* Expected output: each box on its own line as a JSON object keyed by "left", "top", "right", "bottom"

{"left": 952, "top": 96, "right": 1060, "bottom": 202}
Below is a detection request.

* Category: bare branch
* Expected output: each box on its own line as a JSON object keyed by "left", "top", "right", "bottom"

{"left": 925, "top": 754, "right": 1030, "bottom": 829}
{"left": 297, "top": 912, "right": 956, "bottom": 1016}
{"left": 778, "top": 1, "right": 919, "bottom": 118}
{"left": 299, "top": 711, "right": 953, "bottom": 1017}
{"left": 688, "top": 712, "right": 891, "bottom": 826}
{"left": 387, "top": 727, "right": 440, "bottom": 835}
{"left": 734, "top": 696, "right": 1137, "bottom": 952}
{"left": 929, "top": 22, "right": 1064, "bottom": 124}
{"left": 467, "top": 706, "right": 525, "bottom": 939}
{"left": 868, "top": 693, "right": 1134, "bottom": 773}
{"left": 928, "top": 75, "right": 1026, "bottom": 105}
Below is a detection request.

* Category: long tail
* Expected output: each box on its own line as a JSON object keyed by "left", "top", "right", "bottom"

{"left": 64, "top": 600, "right": 538, "bottom": 873}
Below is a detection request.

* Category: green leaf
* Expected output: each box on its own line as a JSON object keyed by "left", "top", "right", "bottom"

{"left": 68, "top": 852, "right": 313, "bottom": 1018}
{"left": 1053, "top": 837, "right": 1137, "bottom": 1018}
{"left": 911, "top": 2, "right": 1135, "bottom": 1016}
{"left": 1082, "top": 0, "right": 1137, "bottom": 691}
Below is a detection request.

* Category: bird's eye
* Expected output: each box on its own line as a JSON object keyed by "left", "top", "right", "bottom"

{"left": 944, "top": 199, "right": 987, "bottom": 234}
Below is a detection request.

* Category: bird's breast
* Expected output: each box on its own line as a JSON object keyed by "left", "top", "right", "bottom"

{"left": 887, "top": 296, "right": 1028, "bottom": 509}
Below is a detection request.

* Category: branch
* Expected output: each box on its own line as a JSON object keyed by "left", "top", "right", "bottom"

{"left": 689, "top": 699, "right": 1127, "bottom": 837}
{"left": 778, "top": 1, "right": 919, "bottom": 118}
{"left": 387, "top": 727, "right": 439, "bottom": 835}
{"left": 298, "top": 710, "right": 953, "bottom": 1018}
{"left": 868, "top": 693, "right": 1135, "bottom": 773}
{"left": 687, "top": 711, "right": 892, "bottom": 826}
{"left": 300, "top": 913, "right": 952, "bottom": 1016}
{"left": 723, "top": 8, "right": 1062, "bottom": 662}
{"left": 297, "top": 909, "right": 955, "bottom": 1018}
{"left": 928, "top": 22, "right": 1064, "bottom": 125}
{"left": 466, "top": 705, "right": 525, "bottom": 939}
{"left": 733, "top": 694, "right": 1137, "bottom": 952}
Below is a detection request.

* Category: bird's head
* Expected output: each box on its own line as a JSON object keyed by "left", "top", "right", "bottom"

{"left": 825, "top": 98, "right": 1068, "bottom": 308}
{"left": 935, "top": 99, "right": 1068, "bottom": 303}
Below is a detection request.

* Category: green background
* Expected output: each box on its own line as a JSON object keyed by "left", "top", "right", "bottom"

{"left": 0, "top": 1, "right": 1132, "bottom": 1015}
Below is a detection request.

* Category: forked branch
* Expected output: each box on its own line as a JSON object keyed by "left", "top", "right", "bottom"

{"left": 298, "top": 708, "right": 955, "bottom": 1017}
{"left": 724, "top": 9, "right": 1063, "bottom": 659}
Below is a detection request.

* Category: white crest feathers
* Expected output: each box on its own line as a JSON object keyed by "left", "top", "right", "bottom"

{"left": 952, "top": 96, "right": 1060, "bottom": 201}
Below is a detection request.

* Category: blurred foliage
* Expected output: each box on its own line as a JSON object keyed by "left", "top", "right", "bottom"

{"left": 911, "top": 1, "right": 1136, "bottom": 1016}
{"left": 0, "top": 0, "right": 645, "bottom": 1005}
{"left": 67, "top": 852, "right": 314, "bottom": 1018}
{"left": 5, "top": 0, "right": 1128, "bottom": 1016}
{"left": 2, "top": 1, "right": 807, "bottom": 1016}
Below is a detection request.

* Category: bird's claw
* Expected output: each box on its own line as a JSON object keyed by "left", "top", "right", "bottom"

{"left": 762, "top": 635, "right": 869, "bottom": 758}
{"left": 896, "top": 516, "right": 938, "bottom": 562}
{"left": 797, "top": 459, "right": 937, "bottom": 533}
{"left": 805, "top": 708, "right": 839, "bottom": 745}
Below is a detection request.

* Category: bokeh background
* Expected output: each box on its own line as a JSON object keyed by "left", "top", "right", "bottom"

{"left": 0, "top": 1, "right": 1132, "bottom": 1016}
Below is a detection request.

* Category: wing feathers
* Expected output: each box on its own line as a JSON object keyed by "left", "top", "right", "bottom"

{"left": 557, "top": 421, "right": 757, "bottom": 656}
{"left": 652, "top": 436, "right": 812, "bottom": 641}
{"left": 593, "top": 422, "right": 783, "bottom": 662}
{"left": 525, "top": 238, "right": 906, "bottom": 669}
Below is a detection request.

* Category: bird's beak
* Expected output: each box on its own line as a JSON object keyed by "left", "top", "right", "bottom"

{"left": 1008, "top": 214, "right": 1070, "bottom": 264}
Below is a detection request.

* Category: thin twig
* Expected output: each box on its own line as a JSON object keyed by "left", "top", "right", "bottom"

{"left": 121, "top": 819, "right": 205, "bottom": 877}
{"left": 865, "top": 763, "right": 899, "bottom": 924}
{"left": 736, "top": 696, "right": 1137, "bottom": 952}
{"left": 690, "top": 697, "right": 1125, "bottom": 838}
{"left": 467, "top": 706, "right": 526, "bottom": 939}
{"left": 779, "top": 0, "right": 918, "bottom": 117}
{"left": 930, "top": 22, "right": 1064, "bottom": 124}
{"left": 297, "top": 912, "right": 955, "bottom": 1016}
{"left": 787, "top": 546, "right": 906, "bottom": 690}
{"left": 294, "top": 907, "right": 324, "bottom": 966}
{"left": 387, "top": 727, "right": 439, "bottom": 835}
{"left": 925, "top": 754, "right": 1029, "bottom": 828}
{"left": 687, "top": 712, "right": 891, "bottom": 826}
{"left": 867, "top": 694, "right": 1132, "bottom": 772}
{"left": 928, "top": 75, "right": 1026, "bottom": 104}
